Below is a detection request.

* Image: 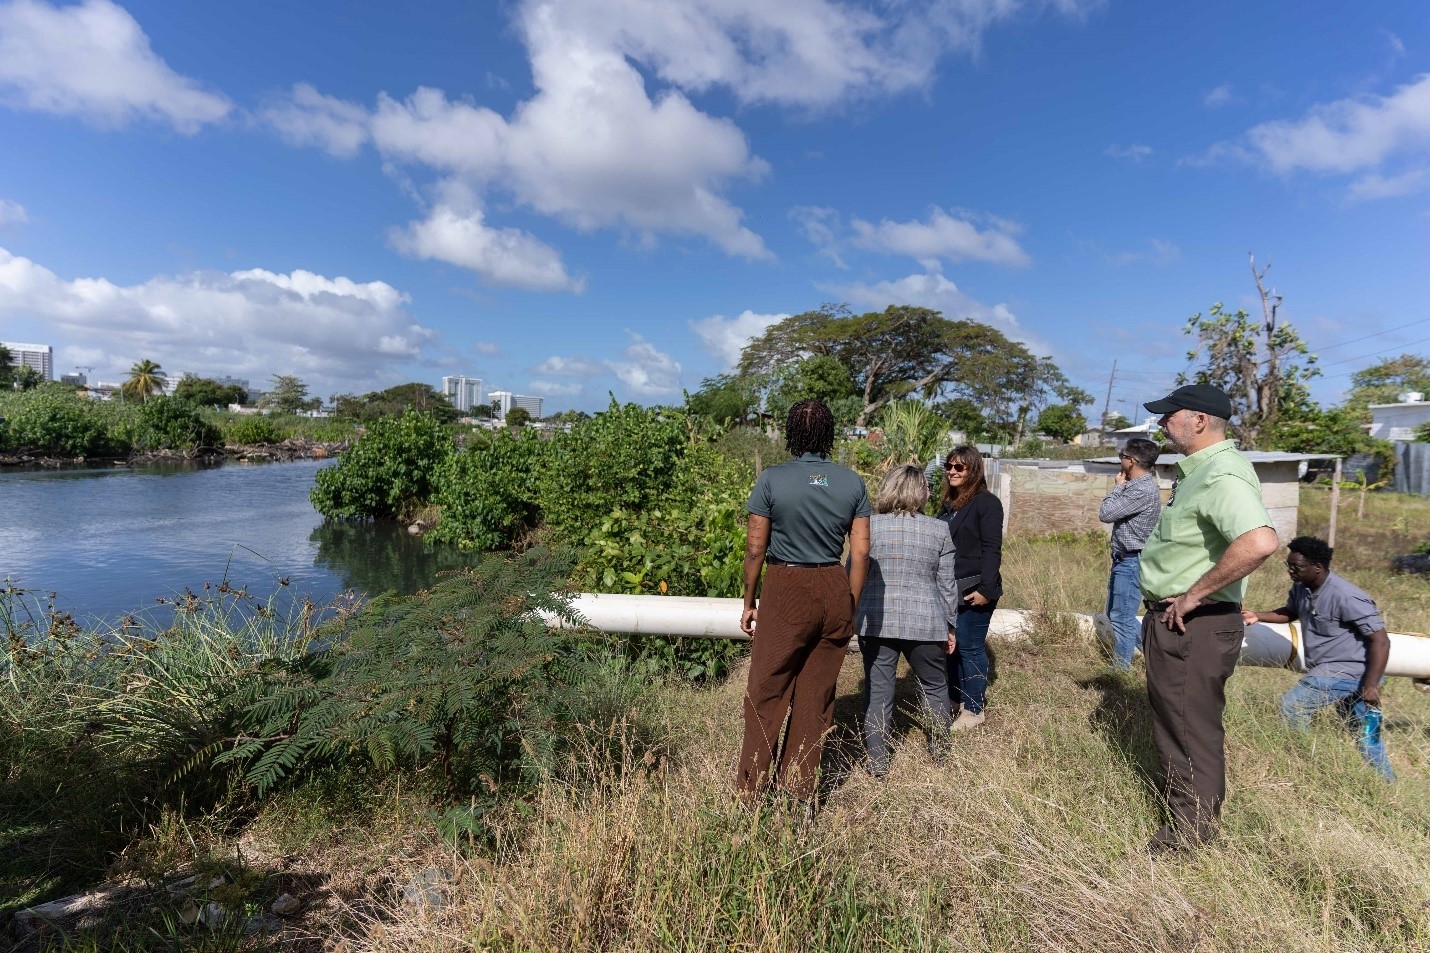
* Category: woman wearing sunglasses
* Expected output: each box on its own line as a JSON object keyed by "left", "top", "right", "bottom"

{"left": 937, "top": 446, "right": 1004, "bottom": 730}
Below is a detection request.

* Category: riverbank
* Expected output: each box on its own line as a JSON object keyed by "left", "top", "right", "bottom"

{"left": 0, "top": 436, "right": 349, "bottom": 469}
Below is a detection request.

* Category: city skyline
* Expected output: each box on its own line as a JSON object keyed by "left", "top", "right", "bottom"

{"left": 0, "top": 1, "right": 1427, "bottom": 417}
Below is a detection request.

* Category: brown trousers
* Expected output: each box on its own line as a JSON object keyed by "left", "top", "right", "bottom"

{"left": 736, "top": 565, "right": 854, "bottom": 800}
{"left": 1142, "top": 600, "right": 1244, "bottom": 842}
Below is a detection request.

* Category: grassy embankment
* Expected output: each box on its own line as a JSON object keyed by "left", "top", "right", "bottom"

{"left": 4, "top": 488, "right": 1429, "bottom": 951}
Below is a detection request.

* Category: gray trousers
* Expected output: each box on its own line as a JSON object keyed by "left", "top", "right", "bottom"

{"left": 859, "top": 636, "right": 953, "bottom": 772}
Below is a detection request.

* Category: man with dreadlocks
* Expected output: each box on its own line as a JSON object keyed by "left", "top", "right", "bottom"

{"left": 737, "top": 400, "right": 871, "bottom": 812}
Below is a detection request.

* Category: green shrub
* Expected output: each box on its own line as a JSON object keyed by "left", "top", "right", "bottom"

{"left": 0, "top": 384, "right": 116, "bottom": 456}
{"left": 310, "top": 411, "right": 453, "bottom": 520}
{"left": 430, "top": 430, "right": 548, "bottom": 550}
{"left": 537, "top": 399, "right": 690, "bottom": 535}
{"left": 131, "top": 397, "right": 224, "bottom": 452}
{"left": 573, "top": 445, "right": 751, "bottom": 680}
{"left": 222, "top": 415, "right": 287, "bottom": 445}
{"left": 215, "top": 551, "right": 645, "bottom": 802}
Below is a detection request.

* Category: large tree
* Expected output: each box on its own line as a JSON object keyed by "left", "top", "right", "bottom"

{"left": 686, "top": 373, "right": 761, "bottom": 427}
{"left": 0, "top": 344, "right": 11, "bottom": 386}
{"left": 1036, "top": 403, "right": 1087, "bottom": 444}
{"left": 122, "top": 359, "right": 167, "bottom": 402}
{"left": 1180, "top": 255, "right": 1318, "bottom": 449}
{"left": 260, "top": 374, "right": 316, "bottom": 415}
{"left": 1345, "top": 354, "right": 1430, "bottom": 416}
{"left": 738, "top": 304, "right": 1085, "bottom": 430}
{"left": 174, "top": 376, "right": 247, "bottom": 408}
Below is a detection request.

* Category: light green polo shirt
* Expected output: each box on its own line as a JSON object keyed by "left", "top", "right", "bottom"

{"left": 1139, "top": 440, "right": 1273, "bottom": 604}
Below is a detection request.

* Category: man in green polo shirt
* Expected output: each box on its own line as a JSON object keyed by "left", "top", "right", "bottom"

{"left": 1139, "top": 383, "right": 1279, "bottom": 853}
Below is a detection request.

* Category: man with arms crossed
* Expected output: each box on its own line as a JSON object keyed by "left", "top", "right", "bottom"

{"left": 1138, "top": 384, "right": 1279, "bottom": 853}
{"left": 1242, "top": 536, "right": 1395, "bottom": 781}
{"left": 1099, "top": 437, "right": 1162, "bottom": 670}
{"left": 737, "top": 400, "right": 871, "bottom": 812}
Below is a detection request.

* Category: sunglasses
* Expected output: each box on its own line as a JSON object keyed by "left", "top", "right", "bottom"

{"left": 944, "top": 462, "right": 968, "bottom": 473}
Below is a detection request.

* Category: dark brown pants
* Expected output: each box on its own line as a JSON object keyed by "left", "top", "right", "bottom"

{"left": 736, "top": 564, "right": 854, "bottom": 800}
{"left": 1143, "top": 601, "right": 1244, "bottom": 842}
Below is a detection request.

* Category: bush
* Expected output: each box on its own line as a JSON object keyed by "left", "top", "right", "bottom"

{"left": 223, "top": 415, "right": 288, "bottom": 445}
{"left": 573, "top": 445, "right": 751, "bottom": 680}
{"left": 0, "top": 384, "right": 115, "bottom": 456}
{"left": 430, "top": 430, "right": 548, "bottom": 550}
{"left": 310, "top": 411, "right": 453, "bottom": 520}
{"left": 131, "top": 397, "right": 224, "bottom": 452}
{"left": 537, "top": 399, "right": 691, "bottom": 535}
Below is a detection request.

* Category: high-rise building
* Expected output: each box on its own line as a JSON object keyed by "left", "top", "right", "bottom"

{"left": 442, "top": 375, "right": 484, "bottom": 413}
{"left": 488, "top": 390, "right": 543, "bottom": 421}
{"left": 1, "top": 341, "right": 53, "bottom": 380}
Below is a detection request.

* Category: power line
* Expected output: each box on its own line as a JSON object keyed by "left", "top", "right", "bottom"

{"left": 1316, "top": 335, "right": 1430, "bottom": 369}
{"left": 1307, "top": 316, "right": 1430, "bottom": 354}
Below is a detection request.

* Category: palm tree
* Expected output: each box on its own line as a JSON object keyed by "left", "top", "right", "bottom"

{"left": 123, "top": 359, "right": 167, "bottom": 402}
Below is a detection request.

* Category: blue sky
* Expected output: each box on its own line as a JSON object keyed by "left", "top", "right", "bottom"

{"left": 1, "top": 0, "right": 1427, "bottom": 419}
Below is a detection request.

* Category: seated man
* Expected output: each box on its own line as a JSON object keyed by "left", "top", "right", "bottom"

{"left": 1242, "top": 535, "right": 1395, "bottom": 781}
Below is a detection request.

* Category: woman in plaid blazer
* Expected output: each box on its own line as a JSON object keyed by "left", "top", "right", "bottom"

{"left": 853, "top": 465, "right": 960, "bottom": 776}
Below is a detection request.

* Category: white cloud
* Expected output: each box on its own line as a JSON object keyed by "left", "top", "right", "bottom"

{"left": 828, "top": 271, "right": 1051, "bottom": 355}
{"left": 1104, "top": 143, "right": 1152, "bottom": 162}
{"left": 608, "top": 334, "right": 682, "bottom": 395}
{"left": 1384, "top": 30, "right": 1406, "bottom": 60}
{"left": 534, "top": 354, "right": 606, "bottom": 377}
{"left": 535, "top": 334, "right": 684, "bottom": 397}
{"left": 789, "top": 205, "right": 846, "bottom": 268}
{"left": 0, "top": 0, "right": 231, "bottom": 132}
{"left": 1202, "top": 83, "right": 1236, "bottom": 108}
{"left": 1346, "top": 166, "right": 1430, "bottom": 201}
{"left": 528, "top": 0, "right": 1100, "bottom": 110}
{"left": 689, "top": 309, "right": 789, "bottom": 367}
{"left": 260, "top": 82, "right": 368, "bottom": 157}
{"left": 265, "top": 0, "right": 1101, "bottom": 272}
{"left": 526, "top": 379, "right": 582, "bottom": 397}
{"left": 389, "top": 195, "right": 583, "bottom": 293}
{"left": 472, "top": 340, "right": 502, "bottom": 356}
{"left": 1240, "top": 73, "right": 1430, "bottom": 175}
{"left": 0, "top": 244, "right": 434, "bottom": 392}
{"left": 850, "top": 206, "right": 1030, "bottom": 268}
{"left": 0, "top": 198, "right": 26, "bottom": 225}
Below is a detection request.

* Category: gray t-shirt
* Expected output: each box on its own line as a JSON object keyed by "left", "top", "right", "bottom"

{"left": 1281, "top": 572, "right": 1388, "bottom": 679}
{"left": 747, "top": 453, "right": 871, "bottom": 564}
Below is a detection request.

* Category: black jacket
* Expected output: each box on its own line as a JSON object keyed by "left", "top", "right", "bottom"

{"left": 937, "top": 491, "right": 1004, "bottom": 603}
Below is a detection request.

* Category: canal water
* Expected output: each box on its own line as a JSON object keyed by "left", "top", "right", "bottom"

{"left": 0, "top": 459, "right": 474, "bottom": 627}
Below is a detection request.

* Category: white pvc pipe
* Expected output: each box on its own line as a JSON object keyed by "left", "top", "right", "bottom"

{"left": 542, "top": 594, "right": 1430, "bottom": 679}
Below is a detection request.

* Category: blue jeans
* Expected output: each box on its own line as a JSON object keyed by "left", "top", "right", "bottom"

{"left": 947, "top": 604, "right": 994, "bottom": 714}
{"left": 1280, "top": 675, "right": 1396, "bottom": 781}
{"left": 1105, "top": 554, "right": 1142, "bottom": 669}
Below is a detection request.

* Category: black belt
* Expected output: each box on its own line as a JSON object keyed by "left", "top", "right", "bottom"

{"left": 1113, "top": 549, "right": 1141, "bottom": 560}
{"left": 1143, "top": 599, "right": 1239, "bottom": 615}
{"left": 767, "top": 559, "right": 841, "bottom": 569}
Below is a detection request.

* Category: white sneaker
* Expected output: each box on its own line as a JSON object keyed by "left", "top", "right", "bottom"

{"left": 950, "top": 709, "right": 986, "bottom": 732}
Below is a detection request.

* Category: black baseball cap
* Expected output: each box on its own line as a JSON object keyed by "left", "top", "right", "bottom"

{"left": 1144, "top": 383, "right": 1233, "bottom": 419}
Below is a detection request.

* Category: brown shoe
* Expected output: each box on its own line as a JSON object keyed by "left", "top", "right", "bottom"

{"left": 950, "top": 709, "right": 986, "bottom": 732}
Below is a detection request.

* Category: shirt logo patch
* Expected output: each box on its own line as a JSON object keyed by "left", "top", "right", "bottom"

{"left": 809, "top": 473, "right": 829, "bottom": 487}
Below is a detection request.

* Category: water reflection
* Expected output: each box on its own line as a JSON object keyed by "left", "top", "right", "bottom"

{"left": 310, "top": 520, "right": 477, "bottom": 598}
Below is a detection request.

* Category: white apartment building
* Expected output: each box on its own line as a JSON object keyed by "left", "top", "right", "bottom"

{"left": 442, "top": 375, "right": 485, "bottom": 413}
{"left": 488, "top": 390, "right": 543, "bottom": 421}
{"left": 2, "top": 341, "right": 53, "bottom": 380}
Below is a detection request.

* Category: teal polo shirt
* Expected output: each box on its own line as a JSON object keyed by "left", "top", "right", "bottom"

{"left": 747, "top": 453, "right": 871, "bottom": 564}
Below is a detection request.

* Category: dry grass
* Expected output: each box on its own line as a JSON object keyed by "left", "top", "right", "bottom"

{"left": 54, "top": 490, "right": 1426, "bottom": 952}
{"left": 318, "top": 490, "right": 1430, "bottom": 952}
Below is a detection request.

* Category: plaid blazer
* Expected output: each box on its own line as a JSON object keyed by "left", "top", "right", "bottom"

{"left": 852, "top": 512, "right": 959, "bottom": 642}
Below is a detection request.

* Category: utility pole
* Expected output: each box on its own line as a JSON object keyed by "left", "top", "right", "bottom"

{"left": 1099, "top": 359, "right": 1117, "bottom": 445}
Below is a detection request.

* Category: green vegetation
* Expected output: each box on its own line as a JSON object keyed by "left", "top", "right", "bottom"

{"left": 5, "top": 490, "right": 1426, "bottom": 950}
{"left": 309, "top": 410, "right": 453, "bottom": 520}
